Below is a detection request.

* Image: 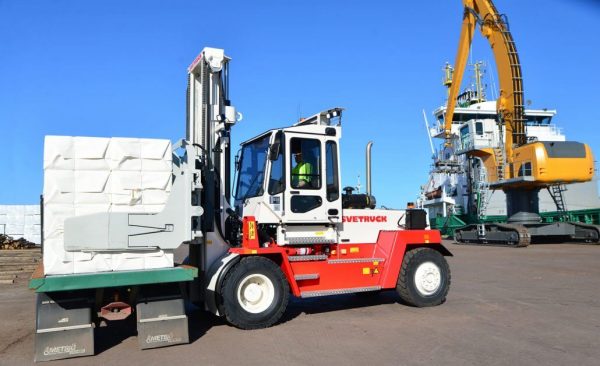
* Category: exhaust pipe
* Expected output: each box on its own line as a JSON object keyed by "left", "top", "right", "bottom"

{"left": 343, "top": 142, "right": 376, "bottom": 210}
{"left": 366, "top": 141, "right": 373, "bottom": 196}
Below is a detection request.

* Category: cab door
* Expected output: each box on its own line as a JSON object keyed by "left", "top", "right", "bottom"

{"left": 283, "top": 133, "right": 341, "bottom": 224}
{"left": 323, "top": 138, "right": 342, "bottom": 222}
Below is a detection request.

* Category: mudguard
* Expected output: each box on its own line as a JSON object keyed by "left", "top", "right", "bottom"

{"left": 203, "top": 252, "right": 240, "bottom": 316}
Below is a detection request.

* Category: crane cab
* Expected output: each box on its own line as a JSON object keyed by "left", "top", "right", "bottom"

{"left": 509, "top": 141, "right": 595, "bottom": 186}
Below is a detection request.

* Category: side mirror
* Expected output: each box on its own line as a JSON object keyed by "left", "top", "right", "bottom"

{"left": 234, "top": 153, "right": 240, "bottom": 171}
{"left": 268, "top": 142, "right": 281, "bottom": 161}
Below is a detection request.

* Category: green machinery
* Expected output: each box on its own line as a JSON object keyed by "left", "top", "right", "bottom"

{"left": 432, "top": 208, "right": 600, "bottom": 237}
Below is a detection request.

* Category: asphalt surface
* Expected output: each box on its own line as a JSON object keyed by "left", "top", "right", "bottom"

{"left": 1, "top": 241, "right": 599, "bottom": 366}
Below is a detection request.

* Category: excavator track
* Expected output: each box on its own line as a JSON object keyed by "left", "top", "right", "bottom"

{"left": 495, "top": 224, "right": 530, "bottom": 247}
{"left": 454, "top": 223, "right": 530, "bottom": 247}
{"left": 455, "top": 222, "right": 600, "bottom": 247}
{"left": 570, "top": 222, "right": 600, "bottom": 244}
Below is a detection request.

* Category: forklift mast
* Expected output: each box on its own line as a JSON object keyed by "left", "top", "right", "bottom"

{"left": 185, "top": 48, "right": 241, "bottom": 301}
{"left": 187, "top": 47, "right": 239, "bottom": 236}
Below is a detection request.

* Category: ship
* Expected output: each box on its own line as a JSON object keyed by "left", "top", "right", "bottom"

{"left": 418, "top": 63, "right": 600, "bottom": 236}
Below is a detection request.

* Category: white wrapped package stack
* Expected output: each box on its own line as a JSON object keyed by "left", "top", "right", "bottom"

{"left": 0, "top": 205, "right": 41, "bottom": 244}
{"left": 43, "top": 136, "right": 174, "bottom": 275}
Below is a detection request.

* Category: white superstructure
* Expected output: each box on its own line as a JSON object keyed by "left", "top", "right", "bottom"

{"left": 419, "top": 95, "right": 600, "bottom": 221}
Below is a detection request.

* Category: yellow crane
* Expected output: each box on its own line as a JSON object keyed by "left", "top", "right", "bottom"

{"left": 445, "top": 0, "right": 599, "bottom": 246}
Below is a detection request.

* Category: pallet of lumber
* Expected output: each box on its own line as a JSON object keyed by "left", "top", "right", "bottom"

{"left": 0, "top": 234, "right": 37, "bottom": 250}
{"left": 0, "top": 239, "right": 42, "bottom": 284}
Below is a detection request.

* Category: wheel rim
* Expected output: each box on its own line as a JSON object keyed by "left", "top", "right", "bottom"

{"left": 414, "top": 261, "right": 442, "bottom": 296}
{"left": 236, "top": 273, "right": 275, "bottom": 314}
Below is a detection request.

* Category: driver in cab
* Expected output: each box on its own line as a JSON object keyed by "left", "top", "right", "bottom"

{"left": 292, "top": 150, "right": 313, "bottom": 188}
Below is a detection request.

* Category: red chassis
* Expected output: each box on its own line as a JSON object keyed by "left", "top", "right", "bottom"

{"left": 229, "top": 216, "right": 451, "bottom": 298}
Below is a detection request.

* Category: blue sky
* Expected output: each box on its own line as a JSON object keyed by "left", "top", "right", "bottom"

{"left": 1, "top": 0, "right": 599, "bottom": 207}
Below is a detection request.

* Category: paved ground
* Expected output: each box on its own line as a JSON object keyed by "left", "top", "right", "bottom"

{"left": 1, "top": 241, "right": 600, "bottom": 365}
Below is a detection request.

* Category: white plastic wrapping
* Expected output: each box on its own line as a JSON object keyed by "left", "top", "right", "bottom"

{"left": 0, "top": 205, "right": 41, "bottom": 244}
{"left": 43, "top": 136, "right": 175, "bottom": 275}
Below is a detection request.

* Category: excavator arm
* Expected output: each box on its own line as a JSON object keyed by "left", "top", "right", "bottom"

{"left": 444, "top": 0, "right": 525, "bottom": 166}
{"left": 439, "top": 1, "right": 597, "bottom": 246}
{"left": 445, "top": 0, "right": 593, "bottom": 188}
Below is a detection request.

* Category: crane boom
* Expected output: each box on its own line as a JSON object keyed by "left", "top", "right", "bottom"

{"left": 444, "top": 0, "right": 525, "bottom": 166}
{"left": 445, "top": 1, "right": 598, "bottom": 246}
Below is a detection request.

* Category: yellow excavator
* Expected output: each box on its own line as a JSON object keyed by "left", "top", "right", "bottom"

{"left": 444, "top": 0, "right": 599, "bottom": 246}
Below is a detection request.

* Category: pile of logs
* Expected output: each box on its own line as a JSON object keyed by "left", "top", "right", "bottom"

{"left": 0, "top": 235, "right": 41, "bottom": 284}
{"left": 0, "top": 234, "right": 37, "bottom": 250}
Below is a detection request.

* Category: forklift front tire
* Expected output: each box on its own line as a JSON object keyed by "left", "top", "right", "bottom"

{"left": 396, "top": 247, "right": 450, "bottom": 307}
{"left": 219, "top": 256, "right": 289, "bottom": 329}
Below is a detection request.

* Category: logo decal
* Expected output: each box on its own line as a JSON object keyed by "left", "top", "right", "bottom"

{"left": 43, "top": 344, "right": 86, "bottom": 356}
{"left": 342, "top": 216, "right": 388, "bottom": 223}
{"left": 146, "top": 332, "right": 182, "bottom": 344}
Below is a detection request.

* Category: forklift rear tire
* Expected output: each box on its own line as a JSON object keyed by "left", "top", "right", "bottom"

{"left": 396, "top": 247, "right": 450, "bottom": 307}
{"left": 219, "top": 256, "right": 289, "bottom": 329}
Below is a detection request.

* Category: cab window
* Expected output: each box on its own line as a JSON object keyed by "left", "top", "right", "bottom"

{"left": 234, "top": 134, "right": 270, "bottom": 200}
{"left": 475, "top": 121, "right": 483, "bottom": 135}
{"left": 290, "top": 138, "right": 321, "bottom": 189}
{"left": 325, "top": 141, "right": 339, "bottom": 201}
{"left": 268, "top": 132, "right": 285, "bottom": 195}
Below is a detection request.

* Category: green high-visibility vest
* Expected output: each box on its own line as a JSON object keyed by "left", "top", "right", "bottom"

{"left": 292, "top": 162, "right": 313, "bottom": 187}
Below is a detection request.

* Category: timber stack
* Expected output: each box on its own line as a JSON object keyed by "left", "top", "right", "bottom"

{"left": 0, "top": 234, "right": 41, "bottom": 284}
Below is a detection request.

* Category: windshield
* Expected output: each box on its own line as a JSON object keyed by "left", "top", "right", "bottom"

{"left": 234, "top": 133, "right": 270, "bottom": 201}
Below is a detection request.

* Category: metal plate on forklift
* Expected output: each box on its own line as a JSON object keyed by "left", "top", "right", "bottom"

{"left": 36, "top": 293, "right": 91, "bottom": 330}
{"left": 328, "top": 257, "right": 385, "bottom": 264}
{"left": 137, "top": 316, "right": 189, "bottom": 350}
{"left": 301, "top": 286, "right": 381, "bottom": 298}
{"left": 35, "top": 326, "right": 94, "bottom": 362}
{"left": 137, "top": 297, "right": 186, "bottom": 321}
{"left": 287, "top": 236, "right": 336, "bottom": 244}
{"left": 288, "top": 254, "right": 328, "bottom": 262}
{"left": 35, "top": 293, "right": 94, "bottom": 362}
{"left": 136, "top": 297, "right": 189, "bottom": 350}
{"left": 294, "top": 273, "right": 320, "bottom": 280}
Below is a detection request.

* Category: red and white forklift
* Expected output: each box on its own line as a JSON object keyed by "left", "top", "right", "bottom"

{"left": 186, "top": 48, "right": 452, "bottom": 329}
{"left": 31, "top": 47, "right": 452, "bottom": 361}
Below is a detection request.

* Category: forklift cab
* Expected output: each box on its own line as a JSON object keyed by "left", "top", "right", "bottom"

{"left": 233, "top": 109, "right": 344, "bottom": 243}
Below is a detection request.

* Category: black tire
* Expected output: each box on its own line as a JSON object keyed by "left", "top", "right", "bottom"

{"left": 219, "top": 256, "right": 289, "bottom": 329}
{"left": 396, "top": 248, "right": 450, "bottom": 307}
